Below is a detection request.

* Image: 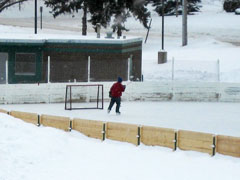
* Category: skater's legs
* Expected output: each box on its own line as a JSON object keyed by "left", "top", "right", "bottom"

{"left": 108, "top": 98, "right": 116, "bottom": 111}
{"left": 116, "top": 97, "right": 121, "bottom": 113}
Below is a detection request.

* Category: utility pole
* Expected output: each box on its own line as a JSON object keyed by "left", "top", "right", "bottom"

{"left": 176, "top": 0, "right": 179, "bottom": 17}
{"left": 34, "top": 0, "right": 37, "bottom": 34}
{"left": 40, "top": 6, "right": 43, "bottom": 29}
{"left": 158, "top": 0, "right": 167, "bottom": 64}
{"left": 161, "top": 0, "right": 164, "bottom": 50}
{"left": 182, "top": 0, "right": 187, "bottom": 46}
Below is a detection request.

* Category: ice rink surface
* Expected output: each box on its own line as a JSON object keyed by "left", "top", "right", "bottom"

{"left": 1, "top": 101, "right": 240, "bottom": 137}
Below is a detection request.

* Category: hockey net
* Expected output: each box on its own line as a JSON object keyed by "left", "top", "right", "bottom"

{"left": 65, "top": 84, "right": 104, "bottom": 110}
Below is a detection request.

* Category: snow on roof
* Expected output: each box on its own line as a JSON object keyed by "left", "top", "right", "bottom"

{"left": 0, "top": 33, "right": 142, "bottom": 45}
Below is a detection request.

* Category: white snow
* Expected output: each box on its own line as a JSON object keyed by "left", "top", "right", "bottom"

{"left": 1, "top": 0, "right": 240, "bottom": 179}
{"left": 1, "top": 111, "right": 240, "bottom": 180}
{"left": 235, "top": 8, "right": 240, "bottom": 14}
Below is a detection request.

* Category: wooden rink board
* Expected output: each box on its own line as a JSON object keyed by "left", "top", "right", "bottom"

{"left": 106, "top": 122, "right": 139, "bottom": 145}
{"left": 72, "top": 118, "right": 104, "bottom": 140}
{"left": 178, "top": 130, "right": 214, "bottom": 155}
{"left": 0, "top": 109, "right": 8, "bottom": 114}
{"left": 40, "top": 114, "right": 71, "bottom": 131}
{"left": 10, "top": 111, "right": 38, "bottom": 125}
{"left": 217, "top": 135, "right": 240, "bottom": 158}
{"left": 141, "top": 125, "right": 176, "bottom": 149}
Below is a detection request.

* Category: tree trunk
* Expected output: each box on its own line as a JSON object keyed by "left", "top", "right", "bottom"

{"left": 117, "top": 29, "right": 122, "bottom": 37}
{"left": 176, "top": 0, "right": 179, "bottom": 17}
{"left": 82, "top": 4, "right": 87, "bottom": 36}
{"left": 117, "top": 24, "right": 122, "bottom": 37}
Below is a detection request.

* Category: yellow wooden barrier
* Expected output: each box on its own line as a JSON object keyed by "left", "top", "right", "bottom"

{"left": 141, "top": 125, "right": 176, "bottom": 150}
{"left": 5, "top": 108, "right": 240, "bottom": 159}
{"left": 217, "top": 135, "right": 240, "bottom": 158}
{"left": 72, "top": 118, "right": 104, "bottom": 140}
{"left": 178, "top": 130, "right": 214, "bottom": 155}
{"left": 106, "top": 122, "right": 139, "bottom": 145}
{"left": 40, "top": 114, "right": 71, "bottom": 131}
{"left": 0, "top": 109, "right": 8, "bottom": 114}
{"left": 10, "top": 111, "right": 38, "bottom": 125}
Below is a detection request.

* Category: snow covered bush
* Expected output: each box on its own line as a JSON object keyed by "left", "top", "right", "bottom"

{"left": 223, "top": 0, "right": 240, "bottom": 12}
{"left": 235, "top": 8, "right": 240, "bottom": 14}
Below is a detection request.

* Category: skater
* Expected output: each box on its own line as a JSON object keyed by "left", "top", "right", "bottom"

{"left": 108, "top": 77, "right": 126, "bottom": 115}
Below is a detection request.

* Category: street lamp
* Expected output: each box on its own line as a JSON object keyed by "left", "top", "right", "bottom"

{"left": 40, "top": 6, "right": 43, "bottom": 29}
{"left": 34, "top": 0, "right": 37, "bottom": 34}
{"left": 161, "top": 0, "right": 164, "bottom": 50}
{"left": 158, "top": 0, "right": 167, "bottom": 64}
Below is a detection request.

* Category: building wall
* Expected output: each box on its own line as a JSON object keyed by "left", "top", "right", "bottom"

{"left": 0, "top": 39, "right": 142, "bottom": 84}
{"left": 0, "top": 42, "right": 44, "bottom": 84}
{"left": 43, "top": 41, "right": 142, "bottom": 82}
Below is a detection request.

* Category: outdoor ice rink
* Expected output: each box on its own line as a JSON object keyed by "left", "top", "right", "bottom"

{"left": 1, "top": 101, "right": 240, "bottom": 137}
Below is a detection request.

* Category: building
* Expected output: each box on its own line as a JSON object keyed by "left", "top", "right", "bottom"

{"left": 0, "top": 35, "right": 142, "bottom": 84}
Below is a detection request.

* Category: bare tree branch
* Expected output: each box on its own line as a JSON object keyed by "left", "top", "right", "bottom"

{"left": 0, "top": 0, "right": 29, "bottom": 13}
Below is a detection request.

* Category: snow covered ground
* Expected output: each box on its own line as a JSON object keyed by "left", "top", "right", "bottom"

{"left": 1, "top": 112, "right": 239, "bottom": 180}
{"left": 1, "top": 1, "right": 240, "bottom": 179}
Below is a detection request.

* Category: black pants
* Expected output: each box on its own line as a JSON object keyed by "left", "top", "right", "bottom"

{"left": 108, "top": 97, "right": 121, "bottom": 113}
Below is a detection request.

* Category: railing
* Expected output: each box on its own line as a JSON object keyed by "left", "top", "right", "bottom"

{"left": 143, "top": 59, "right": 220, "bottom": 82}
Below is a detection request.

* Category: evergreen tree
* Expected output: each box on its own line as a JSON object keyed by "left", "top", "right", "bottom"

{"left": 88, "top": 0, "right": 151, "bottom": 36}
{"left": 223, "top": 0, "right": 240, "bottom": 12}
{"left": 87, "top": 0, "right": 112, "bottom": 32}
{"left": 44, "top": 0, "right": 113, "bottom": 35}
{"left": 44, "top": 0, "right": 88, "bottom": 35}
{"left": 110, "top": 0, "right": 151, "bottom": 36}
{"left": 0, "top": 0, "right": 28, "bottom": 12}
{"left": 150, "top": 0, "right": 201, "bottom": 16}
{"left": 44, "top": 0, "right": 151, "bottom": 36}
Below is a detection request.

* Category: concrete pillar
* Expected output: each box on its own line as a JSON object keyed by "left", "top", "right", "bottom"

{"left": 96, "top": 23, "right": 101, "bottom": 38}
{"left": 158, "top": 51, "right": 167, "bottom": 64}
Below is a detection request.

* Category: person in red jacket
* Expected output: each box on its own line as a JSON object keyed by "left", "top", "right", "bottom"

{"left": 108, "top": 77, "right": 126, "bottom": 115}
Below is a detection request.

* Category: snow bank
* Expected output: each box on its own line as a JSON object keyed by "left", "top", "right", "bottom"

{"left": 1, "top": 112, "right": 240, "bottom": 180}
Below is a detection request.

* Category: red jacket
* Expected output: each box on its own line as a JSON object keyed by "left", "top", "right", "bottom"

{"left": 110, "top": 82, "right": 125, "bottom": 98}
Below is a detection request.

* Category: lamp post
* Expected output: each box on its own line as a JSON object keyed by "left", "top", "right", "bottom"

{"left": 182, "top": 0, "right": 188, "bottom": 46}
{"left": 40, "top": 6, "right": 43, "bottom": 29}
{"left": 161, "top": 0, "right": 164, "bottom": 50}
{"left": 34, "top": 0, "right": 37, "bottom": 34}
{"left": 158, "top": 0, "right": 167, "bottom": 64}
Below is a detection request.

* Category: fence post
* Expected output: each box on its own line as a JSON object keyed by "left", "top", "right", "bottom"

{"left": 128, "top": 55, "right": 133, "bottom": 81}
{"left": 69, "top": 120, "right": 72, "bottom": 132}
{"left": 137, "top": 126, "right": 141, "bottom": 146}
{"left": 217, "top": 59, "right": 220, "bottom": 82}
{"left": 6, "top": 59, "right": 8, "bottom": 84}
{"left": 171, "top": 57, "right": 175, "bottom": 100}
{"left": 37, "top": 114, "right": 40, "bottom": 126}
{"left": 102, "top": 123, "right": 106, "bottom": 141}
{"left": 47, "top": 56, "right": 50, "bottom": 83}
{"left": 172, "top": 57, "right": 174, "bottom": 81}
{"left": 128, "top": 58, "right": 130, "bottom": 81}
{"left": 212, "top": 136, "right": 216, "bottom": 156}
{"left": 173, "top": 131, "right": 177, "bottom": 151}
{"left": 88, "top": 56, "right": 91, "bottom": 82}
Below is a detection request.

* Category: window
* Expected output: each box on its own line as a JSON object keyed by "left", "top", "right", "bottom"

{"left": 15, "top": 53, "right": 36, "bottom": 75}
